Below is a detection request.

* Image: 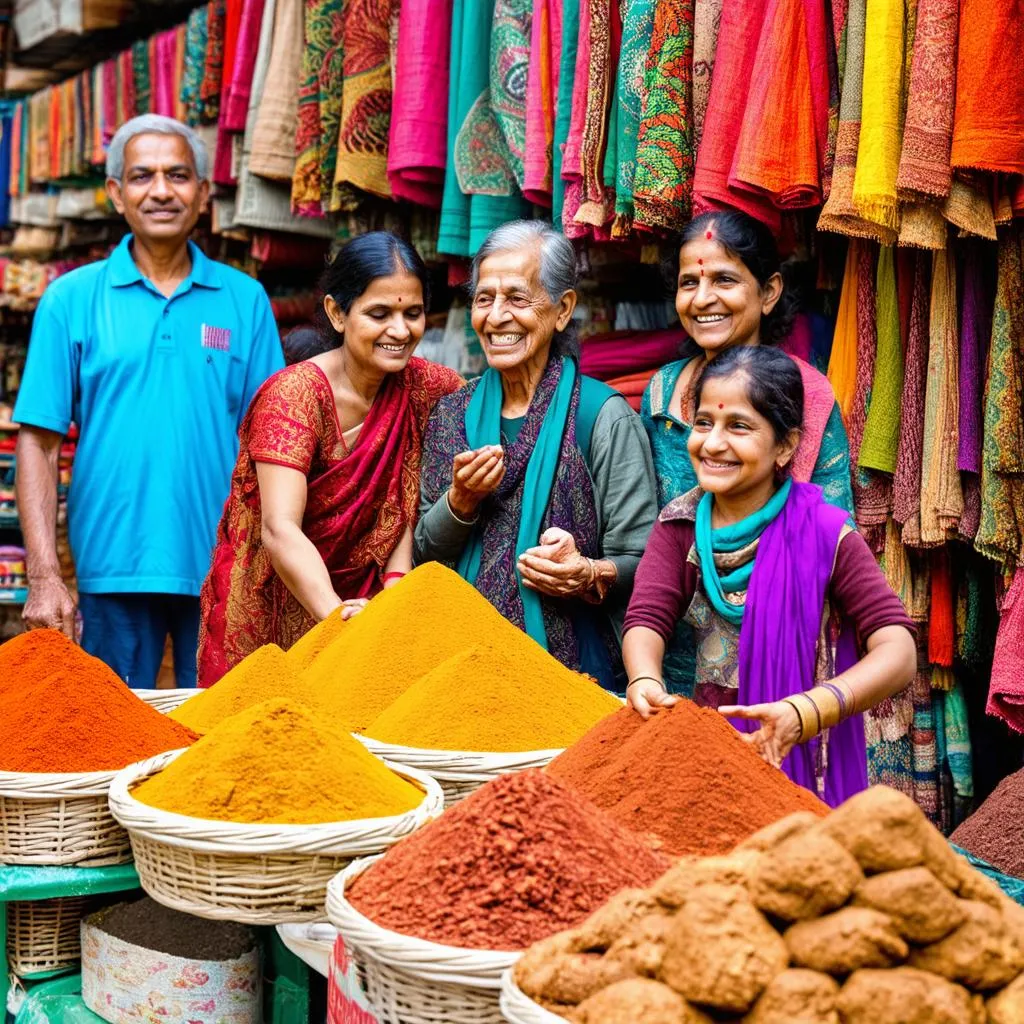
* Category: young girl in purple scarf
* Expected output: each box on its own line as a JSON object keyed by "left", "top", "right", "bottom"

{"left": 623, "top": 346, "right": 916, "bottom": 806}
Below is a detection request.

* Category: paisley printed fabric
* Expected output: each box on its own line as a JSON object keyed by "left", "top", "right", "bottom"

{"left": 179, "top": 4, "right": 209, "bottom": 125}
{"left": 614, "top": 0, "right": 655, "bottom": 224}
{"left": 633, "top": 0, "right": 695, "bottom": 231}
{"left": 490, "top": 0, "right": 532, "bottom": 189}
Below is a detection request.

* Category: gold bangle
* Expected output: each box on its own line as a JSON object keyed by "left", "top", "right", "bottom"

{"left": 808, "top": 686, "right": 842, "bottom": 731}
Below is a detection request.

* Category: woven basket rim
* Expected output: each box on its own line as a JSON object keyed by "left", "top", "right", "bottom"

{"left": 0, "top": 766, "right": 120, "bottom": 798}
{"left": 499, "top": 970, "right": 569, "bottom": 1023}
{"left": 355, "top": 735, "right": 564, "bottom": 777}
{"left": 130, "top": 687, "right": 195, "bottom": 705}
{"left": 325, "top": 855, "right": 520, "bottom": 988}
{"left": 108, "top": 749, "right": 445, "bottom": 854}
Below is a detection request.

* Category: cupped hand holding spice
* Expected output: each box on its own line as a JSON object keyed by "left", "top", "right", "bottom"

{"left": 447, "top": 445, "right": 505, "bottom": 520}
{"left": 717, "top": 700, "right": 802, "bottom": 768}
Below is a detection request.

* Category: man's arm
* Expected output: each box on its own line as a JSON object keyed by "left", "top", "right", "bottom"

{"left": 16, "top": 426, "right": 76, "bottom": 636}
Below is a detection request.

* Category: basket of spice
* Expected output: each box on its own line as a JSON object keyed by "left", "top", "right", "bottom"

{"left": 7, "top": 895, "right": 93, "bottom": 976}
{"left": 108, "top": 698, "right": 443, "bottom": 924}
{"left": 324, "top": 770, "right": 669, "bottom": 1024}
{"left": 504, "top": 787, "right": 1024, "bottom": 1023}
{"left": 0, "top": 630, "right": 197, "bottom": 866}
{"left": 131, "top": 688, "right": 195, "bottom": 714}
{"left": 355, "top": 643, "right": 621, "bottom": 807}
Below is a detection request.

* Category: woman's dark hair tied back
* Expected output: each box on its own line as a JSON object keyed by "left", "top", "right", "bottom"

{"left": 680, "top": 210, "right": 799, "bottom": 347}
{"left": 694, "top": 346, "right": 804, "bottom": 446}
{"left": 315, "top": 231, "right": 431, "bottom": 349}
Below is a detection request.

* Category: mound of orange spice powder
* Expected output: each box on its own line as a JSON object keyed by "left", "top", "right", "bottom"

{"left": 0, "top": 630, "right": 196, "bottom": 773}
{"left": 546, "top": 702, "right": 828, "bottom": 856}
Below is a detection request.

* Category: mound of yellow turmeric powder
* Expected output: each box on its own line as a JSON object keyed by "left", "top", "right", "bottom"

{"left": 365, "top": 645, "right": 620, "bottom": 751}
{"left": 286, "top": 608, "right": 347, "bottom": 670}
{"left": 134, "top": 699, "right": 424, "bottom": 825}
{"left": 302, "top": 562, "right": 530, "bottom": 733}
{"left": 170, "top": 644, "right": 326, "bottom": 735}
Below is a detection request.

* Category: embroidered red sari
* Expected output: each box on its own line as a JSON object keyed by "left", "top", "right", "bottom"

{"left": 197, "top": 357, "right": 462, "bottom": 687}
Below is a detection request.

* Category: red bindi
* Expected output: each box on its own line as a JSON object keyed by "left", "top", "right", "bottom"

{"left": 718, "top": 403, "right": 724, "bottom": 409}
{"left": 706, "top": 230, "right": 713, "bottom": 239}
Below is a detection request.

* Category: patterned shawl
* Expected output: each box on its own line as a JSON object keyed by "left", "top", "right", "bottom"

{"left": 691, "top": 0, "right": 722, "bottom": 149}
{"left": 976, "top": 223, "right": 1024, "bottom": 566}
{"left": 179, "top": 6, "right": 208, "bottom": 125}
{"left": 489, "top": 0, "right": 532, "bottom": 191}
{"left": 574, "top": 0, "right": 615, "bottom": 228}
{"left": 316, "top": 8, "right": 344, "bottom": 209}
{"left": 919, "top": 246, "right": 963, "bottom": 545}
{"left": 198, "top": 358, "right": 462, "bottom": 688}
{"left": 198, "top": 0, "right": 225, "bottom": 124}
{"left": 632, "top": 0, "right": 695, "bottom": 232}
{"left": 419, "top": 357, "right": 610, "bottom": 676}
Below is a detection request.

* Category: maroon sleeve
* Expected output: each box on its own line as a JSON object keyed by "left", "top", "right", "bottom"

{"left": 830, "top": 530, "right": 917, "bottom": 643}
{"left": 623, "top": 518, "right": 698, "bottom": 642}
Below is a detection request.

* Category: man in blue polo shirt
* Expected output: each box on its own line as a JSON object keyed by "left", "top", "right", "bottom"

{"left": 14, "top": 114, "right": 284, "bottom": 687}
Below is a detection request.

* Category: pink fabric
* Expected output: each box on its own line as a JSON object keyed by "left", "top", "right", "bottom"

{"left": 222, "top": 0, "right": 267, "bottom": 131}
{"left": 790, "top": 356, "right": 837, "bottom": 482}
{"left": 387, "top": 0, "right": 453, "bottom": 208}
{"left": 579, "top": 328, "right": 687, "bottom": 380}
{"left": 102, "top": 59, "right": 118, "bottom": 145}
{"left": 692, "top": 0, "right": 780, "bottom": 227}
{"left": 562, "top": 0, "right": 590, "bottom": 184}
{"left": 988, "top": 569, "right": 1024, "bottom": 734}
{"left": 779, "top": 312, "right": 813, "bottom": 362}
{"left": 523, "top": 0, "right": 563, "bottom": 205}
{"left": 153, "top": 30, "right": 179, "bottom": 117}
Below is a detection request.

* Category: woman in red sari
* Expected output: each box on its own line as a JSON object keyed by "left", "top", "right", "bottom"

{"left": 197, "top": 233, "right": 463, "bottom": 687}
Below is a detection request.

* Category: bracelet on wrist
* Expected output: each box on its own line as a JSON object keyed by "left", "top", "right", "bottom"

{"left": 627, "top": 675, "right": 666, "bottom": 692}
{"left": 382, "top": 571, "right": 407, "bottom": 583}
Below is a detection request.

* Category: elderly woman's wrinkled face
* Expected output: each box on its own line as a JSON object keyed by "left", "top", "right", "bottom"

{"left": 471, "top": 246, "right": 574, "bottom": 375}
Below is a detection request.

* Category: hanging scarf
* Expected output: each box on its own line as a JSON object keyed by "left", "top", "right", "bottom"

{"left": 633, "top": 0, "right": 695, "bottom": 231}
{"left": 198, "top": 0, "right": 225, "bottom": 124}
{"left": 919, "top": 246, "right": 962, "bottom": 545}
{"left": 736, "top": 480, "right": 867, "bottom": 805}
{"left": 458, "top": 356, "right": 576, "bottom": 647}
{"left": 896, "top": 0, "right": 956, "bottom": 200}
{"left": 827, "top": 241, "right": 860, "bottom": 419}
{"left": 893, "top": 250, "right": 930, "bottom": 543}
{"left": 550, "top": 0, "right": 579, "bottom": 227}
{"left": 489, "top": 0, "right": 532, "bottom": 191}
{"left": 859, "top": 245, "right": 904, "bottom": 473}
{"left": 851, "top": 0, "right": 905, "bottom": 232}
{"left": 574, "top": 0, "right": 616, "bottom": 228}
{"left": 988, "top": 568, "right": 1024, "bottom": 734}
{"left": 691, "top": 0, "right": 723, "bottom": 149}
{"left": 316, "top": 12, "right": 343, "bottom": 209}
{"left": 180, "top": 5, "right": 209, "bottom": 125}
{"left": 958, "top": 243, "right": 989, "bottom": 475}
{"left": 521, "top": 0, "right": 561, "bottom": 206}
{"left": 694, "top": 479, "right": 792, "bottom": 626}
{"left": 977, "top": 223, "right": 1024, "bottom": 566}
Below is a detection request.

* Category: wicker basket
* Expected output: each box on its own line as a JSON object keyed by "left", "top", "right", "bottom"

{"left": 325, "top": 856, "right": 520, "bottom": 1023}
{"left": 499, "top": 970, "right": 569, "bottom": 1024}
{"left": 130, "top": 689, "right": 195, "bottom": 714}
{"left": 0, "top": 769, "right": 131, "bottom": 867}
{"left": 7, "top": 896, "right": 91, "bottom": 976}
{"left": 108, "top": 750, "right": 444, "bottom": 925}
{"left": 356, "top": 737, "right": 563, "bottom": 808}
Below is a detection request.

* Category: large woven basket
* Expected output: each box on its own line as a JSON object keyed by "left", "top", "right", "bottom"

{"left": 325, "top": 856, "right": 519, "bottom": 1023}
{"left": 356, "top": 737, "right": 563, "bottom": 808}
{"left": 108, "top": 750, "right": 444, "bottom": 925}
{"left": 499, "top": 969, "right": 569, "bottom": 1023}
{"left": 7, "top": 895, "right": 91, "bottom": 976}
{"left": 0, "top": 769, "right": 131, "bottom": 866}
{"left": 130, "top": 689, "right": 195, "bottom": 714}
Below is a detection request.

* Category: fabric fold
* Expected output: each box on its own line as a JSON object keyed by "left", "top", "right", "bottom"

{"left": 988, "top": 568, "right": 1024, "bottom": 734}
{"left": 523, "top": 0, "right": 562, "bottom": 205}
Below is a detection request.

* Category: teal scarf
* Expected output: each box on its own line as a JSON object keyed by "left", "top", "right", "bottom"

{"left": 694, "top": 479, "right": 793, "bottom": 626}
{"left": 456, "top": 357, "right": 576, "bottom": 648}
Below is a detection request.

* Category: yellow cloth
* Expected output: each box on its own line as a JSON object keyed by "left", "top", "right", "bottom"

{"left": 827, "top": 241, "right": 860, "bottom": 421}
{"left": 852, "top": 0, "right": 906, "bottom": 232}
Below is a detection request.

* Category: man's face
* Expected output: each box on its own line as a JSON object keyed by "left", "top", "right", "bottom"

{"left": 105, "top": 133, "right": 209, "bottom": 244}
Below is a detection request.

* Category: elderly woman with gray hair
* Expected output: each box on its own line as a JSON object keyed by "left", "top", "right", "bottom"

{"left": 415, "top": 221, "right": 658, "bottom": 688}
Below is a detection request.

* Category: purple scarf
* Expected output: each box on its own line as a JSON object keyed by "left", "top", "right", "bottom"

{"left": 736, "top": 481, "right": 868, "bottom": 806}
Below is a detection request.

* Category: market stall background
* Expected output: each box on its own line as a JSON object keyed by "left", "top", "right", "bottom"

{"left": 0, "top": 0, "right": 1021, "bottom": 864}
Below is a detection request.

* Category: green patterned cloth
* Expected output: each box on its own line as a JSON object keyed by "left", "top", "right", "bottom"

{"left": 613, "top": 0, "right": 656, "bottom": 221}
{"left": 489, "top": 0, "right": 532, "bottom": 189}
{"left": 179, "top": 5, "right": 209, "bottom": 126}
{"left": 132, "top": 39, "right": 152, "bottom": 115}
{"left": 550, "top": 0, "right": 579, "bottom": 229}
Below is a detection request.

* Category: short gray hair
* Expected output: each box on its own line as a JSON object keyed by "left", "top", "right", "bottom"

{"left": 471, "top": 220, "right": 578, "bottom": 302}
{"left": 105, "top": 115, "right": 210, "bottom": 182}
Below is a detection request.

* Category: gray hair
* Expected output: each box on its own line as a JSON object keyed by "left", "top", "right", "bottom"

{"left": 471, "top": 220, "right": 578, "bottom": 302}
{"left": 105, "top": 115, "right": 210, "bottom": 182}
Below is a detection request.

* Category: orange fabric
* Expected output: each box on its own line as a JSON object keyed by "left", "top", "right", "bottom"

{"left": 951, "top": 0, "right": 1024, "bottom": 174}
{"left": 606, "top": 369, "right": 658, "bottom": 411}
{"left": 827, "top": 241, "right": 860, "bottom": 421}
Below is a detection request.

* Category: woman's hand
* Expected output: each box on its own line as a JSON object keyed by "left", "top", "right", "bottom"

{"left": 518, "top": 528, "right": 595, "bottom": 597}
{"left": 339, "top": 598, "right": 369, "bottom": 621}
{"left": 627, "top": 678, "right": 679, "bottom": 720}
{"left": 717, "top": 700, "right": 803, "bottom": 769}
{"left": 448, "top": 446, "right": 505, "bottom": 520}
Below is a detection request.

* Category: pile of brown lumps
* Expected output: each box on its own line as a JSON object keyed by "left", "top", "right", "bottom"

{"left": 513, "top": 786, "right": 1024, "bottom": 1023}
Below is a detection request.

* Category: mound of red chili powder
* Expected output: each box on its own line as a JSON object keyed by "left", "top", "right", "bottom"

{"left": 0, "top": 629, "right": 196, "bottom": 772}
{"left": 546, "top": 702, "right": 828, "bottom": 856}
{"left": 345, "top": 769, "right": 669, "bottom": 951}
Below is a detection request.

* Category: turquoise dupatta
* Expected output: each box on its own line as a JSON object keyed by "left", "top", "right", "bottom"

{"left": 456, "top": 357, "right": 576, "bottom": 649}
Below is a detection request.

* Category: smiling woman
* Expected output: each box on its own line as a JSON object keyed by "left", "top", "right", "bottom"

{"left": 640, "top": 210, "right": 855, "bottom": 698}
{"left": 414, "top": 221, "right": 658, "bottom": 690}
{"left": 196, "top": 232, "right": 464, "bottom": 687}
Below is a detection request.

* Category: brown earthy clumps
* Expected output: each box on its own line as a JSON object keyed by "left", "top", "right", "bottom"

{"left": 742, "top": 969, "right": 840, "bottom": 1023}
{"left": 512, "top": 786, "right": 1024, "bottom": 1023}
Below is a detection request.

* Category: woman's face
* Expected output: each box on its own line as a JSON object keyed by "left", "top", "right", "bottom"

{"left": 675, "top": 234, "right": 782, "bottom": 356}
{"left": 323, "top": 270, "right": 426, "bottom": 374}
{"left": 687, "top": 373, "right": 797, "bottom": 501}
{"left": 471, "top": 245, "right": 575, "bottom": 376}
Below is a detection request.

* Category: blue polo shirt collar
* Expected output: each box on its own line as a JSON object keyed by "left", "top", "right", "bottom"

{"left": 108, "top": 235, "right": 224, "bottom": 292}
